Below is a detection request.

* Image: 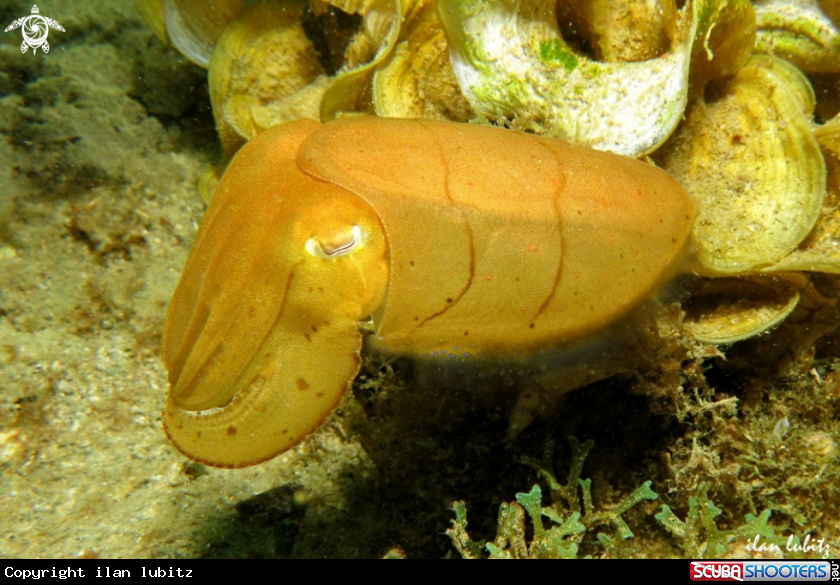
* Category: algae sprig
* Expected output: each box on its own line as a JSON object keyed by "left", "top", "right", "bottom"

{"left": 446, "top": 437, "right": 659, "bottom": 559}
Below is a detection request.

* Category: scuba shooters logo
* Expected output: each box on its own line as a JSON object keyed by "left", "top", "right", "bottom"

{"left": 4, "top": 5, "right": 64, "bottom": 54}
{"left": 690, "top": 561, "right": 839, "bottom": 581}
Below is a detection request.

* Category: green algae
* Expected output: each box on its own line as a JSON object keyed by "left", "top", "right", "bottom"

{"left": 538, "top": 39, "right": 578, "bottom": 72}
{"left": 655, "top": 485, "right": 778, "bottom": 558}
{"left": 447, "top": 437, "right": 659, "bottom": 559}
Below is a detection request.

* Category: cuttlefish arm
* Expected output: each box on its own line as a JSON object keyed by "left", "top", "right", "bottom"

{"left": 162, "top": 119, "right": 388, "bottom": 468}
{"left": 162, "top": 117, "right": 694, "bottom": 468}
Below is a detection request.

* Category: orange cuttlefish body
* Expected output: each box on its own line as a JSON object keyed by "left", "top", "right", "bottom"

{"left": 162, "top": 117, "right": 695, "bottom": 467}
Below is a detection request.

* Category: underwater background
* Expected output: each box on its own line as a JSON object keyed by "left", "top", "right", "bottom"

{"left": 0, "top": 0, "right": 838, "bottom": 558}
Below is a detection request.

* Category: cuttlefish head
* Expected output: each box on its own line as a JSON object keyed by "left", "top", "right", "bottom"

{"left": 162, "top": 119, "right": 388, "bottom": 468}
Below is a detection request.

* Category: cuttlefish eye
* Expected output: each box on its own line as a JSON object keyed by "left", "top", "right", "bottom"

{"left": 305, "top": 225, "right": 363, "bottom": 259}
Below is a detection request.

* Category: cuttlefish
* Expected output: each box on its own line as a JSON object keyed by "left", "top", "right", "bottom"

{"left": 162, "top": 117, "right": 695, "bottom": 468}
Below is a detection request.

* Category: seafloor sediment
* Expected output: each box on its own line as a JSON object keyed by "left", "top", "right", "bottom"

{"left": 0, "top": 0, "right": 377, "bottom": 559}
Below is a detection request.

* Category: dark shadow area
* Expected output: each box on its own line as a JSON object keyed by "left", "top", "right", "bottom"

{"left": 196, "top": 358, "right": 685, "bottom": 558}
{"left": 121, "top": 30, "right": 220, "bottom": 158}
{"left": 366, "top": 358, "right": 695, "bottom": 556}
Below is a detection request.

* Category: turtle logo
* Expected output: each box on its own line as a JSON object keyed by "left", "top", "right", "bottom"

{"left": 5, "top": 5, "right": 64, "bottom": 54}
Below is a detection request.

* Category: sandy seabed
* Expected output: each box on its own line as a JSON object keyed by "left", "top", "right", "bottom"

{"left": 0, "top": 0, "right": 376, "bottom": 559}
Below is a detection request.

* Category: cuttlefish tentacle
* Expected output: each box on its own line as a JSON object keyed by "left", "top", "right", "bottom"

{"left": 163, "top": 117, "right": 695, "bottom": 468}
{"left": 162, "top": 119, "right": 388, "bottom": 468}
